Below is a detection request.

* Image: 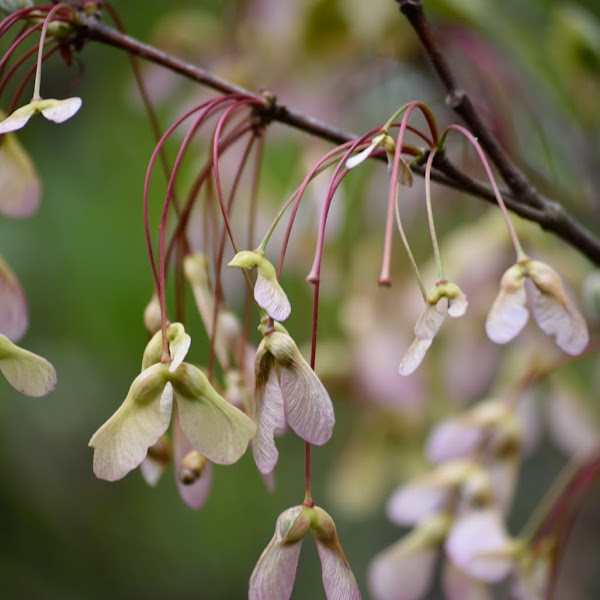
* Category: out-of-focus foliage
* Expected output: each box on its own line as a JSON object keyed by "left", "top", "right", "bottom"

{"left": 1, "top": 1, "right": 599, "bottom": 599}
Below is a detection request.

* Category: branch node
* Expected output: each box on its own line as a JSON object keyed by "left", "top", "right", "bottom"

{"left": 543, "top": 200, "right": 566, "bottom": 226}
{"left": 251, "top": 89, "right": 277, "bottom": 132}
{"left": 396, "top": 0, "right": 423, "bottom": 16}
{"left": 445, "top": 89, "right": 466, "bottom": 110}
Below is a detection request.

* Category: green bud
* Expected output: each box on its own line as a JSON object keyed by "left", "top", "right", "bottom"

{"left": 263, "top": 331, "right": 298, "bottom": 368}
{"left": 228, "top": 249, "right": 264, "bottom": 270}
{"left": 309, "top": 506, "right": 337, "bottom": 545}
{"left": 229, "top": 250, "right": 291, "bottom": 321}
{"left": 382, "top": 134, "right": 396, "bottom": 156}
{"left": 276, "top": 506, "right": 312, "bottom": 544}
{"left": 142, "top": 322, "right": 190, "bottom": 371}
{"left": 427, "top": 280, "right": 463, "bottom": 304}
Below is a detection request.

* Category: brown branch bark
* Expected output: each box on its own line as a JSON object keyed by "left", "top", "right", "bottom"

{"left": 397, "top": 0, "right": 542, "bottom": 208}
{"left": 395, "top": 0, "right": 600, "bottom": 265}
{"left": 73, "top": 11, "right": 600, "bottom": 266}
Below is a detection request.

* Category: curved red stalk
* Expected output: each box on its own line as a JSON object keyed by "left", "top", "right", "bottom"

{"left": 276, "top": 132, "right": 375, "bottom": 277}
{"left": 390, "top": 121, "right": 434, "bottom": 148}
{"left": 211, "top": 98, "right": 263, "bottom": 255}
{"left": 446, "top": 123, "right": 525, "bottom": 258}
{"left": 0, "top": 5, "right": 51, "bottom": 39}
{"left": 306, "top": 142, "right": 361, "bottom": 283}
{"left": 103, "top": 2, "right": 180, "bottom": 216}
{"left": 304, "top": 278, "right": 322, "bottom": 507}
{"left": 532, "top": 451, "right": 600, "bottom": 600}
{"left": 143, "top": 97, "right": 233, "bottom": 359}
{"left": 208, "top": 130, "right": 257, "bottom": 379}
{"left": 0, "top": 23, "right": 42, "bottom": 84}
{"left": 238, "top": 134, "right": 264, "bottom": 372}
{"left": 379, "top": 102, "right": 436, "bottom": 285}
{"left": 157, "top": 98, "right": 256, "bottom": 361}
{"left": 144, "top": 99, "right": 223, "bottom": 289}
{"left": 164, "top": 122, "right": 254, "bottom": 267}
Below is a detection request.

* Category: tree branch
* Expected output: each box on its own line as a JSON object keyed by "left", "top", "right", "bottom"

{"left": 395, "top": 0, "right": 600, "bottom": 265}
{"left": 73, "top": 11, "right": 600, "bottom": 266}
{"left": 396, "top": 0, "right": 543, "bottom": 208}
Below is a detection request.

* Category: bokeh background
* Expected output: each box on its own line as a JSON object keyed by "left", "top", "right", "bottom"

{"left": 1, "top": 0, "right": 600, "bottom": 598}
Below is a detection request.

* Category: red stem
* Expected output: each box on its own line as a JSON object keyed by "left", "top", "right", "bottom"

{"left": 0, "top": 23, "right": 42, "bottom": 88}
{"left": 306, "top": 142, "right": 362, "bottom": 283}
{"left": 165, "top": 122, "right": 254, "bottom": 267}
{"left": 158, "top": 100, "right": 253, "bottom": 361}
{"left": 143, "top": 97, "right": 234, "bottom": 361}
{"left": 211, "top": 98, "right": 262, "bottom": 255}
{"left": 143, "top": 96, "right": 241, "bottom": 289}
{"left": 304, "top": 278, "right": 321, "bottom": 507}
{"left": 103, "top": 3, "right": 180, "bottom": 215}
{"left": 0, "top": 40, "right": 39, "bottom": 100}
{"left": 207, "top": 130, "right": 257, "bottom": 379}
{"left": 276, "top": 132, "right": 375, "bottom": 278}
{"left": 238, "top": 134, "right": 264, "bottom": 372}
{"left": 0, "top": 6, "right": 55, "bottom": 39}
{"left": 379, "top": 102, "right": 435, "bottom": 285}
{"left": 304, "top": 441, "right": 313, "bottom": 507}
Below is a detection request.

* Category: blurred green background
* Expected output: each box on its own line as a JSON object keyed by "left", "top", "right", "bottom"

{"left": 1, "top": 1, "right": 600, "bottom": 598}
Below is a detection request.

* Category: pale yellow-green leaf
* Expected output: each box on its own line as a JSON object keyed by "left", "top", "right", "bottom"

{"left": 89, "top": 364, "right": 172, "bottom": 481}
{"left": 172, "top": 362, "right": 256, "bottom": 465}
{"left": 0, "top": 334, "right": 56, "bottom": 397}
